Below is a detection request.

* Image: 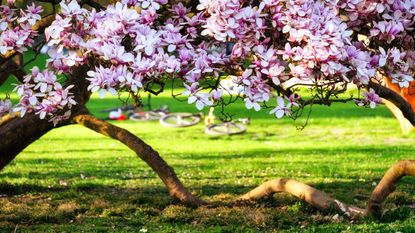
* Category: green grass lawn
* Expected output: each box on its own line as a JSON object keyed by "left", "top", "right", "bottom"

{"left": 1, "top": 70, "right": 415, "bottom": 231}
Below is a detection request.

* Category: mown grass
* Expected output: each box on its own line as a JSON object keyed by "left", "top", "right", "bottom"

{"left": 0, "top": 57, "right": 414, "bottom": 232}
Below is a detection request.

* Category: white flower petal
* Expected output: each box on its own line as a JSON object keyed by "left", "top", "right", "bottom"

{"left": 196, "top": 100, "right": 204, "bottom": 110}
{"left": 188, "top": 96, "right": 197, "bottom": 104}
{"left": 277, "top": 96, "right": 285, "bottom": 107}
{"left": 99, "top": 89, "right": 107, "bottom": 98}
{"left": 275, "top": 109, "right": 284, "bottom": 118}
{"left": 29, "top": 96, "right": 37, "bottom": 105}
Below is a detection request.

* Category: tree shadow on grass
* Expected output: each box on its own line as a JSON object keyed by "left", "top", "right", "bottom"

{"left": 0, "top": 179, "right": 413, "bottom": 232}
{"left": 0, "top": 178, "right": 413, "bottom": 209}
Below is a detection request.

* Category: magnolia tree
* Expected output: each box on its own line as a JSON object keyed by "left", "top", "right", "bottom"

{"left": 1, "top": 0, "right": 415, "bottom": 219}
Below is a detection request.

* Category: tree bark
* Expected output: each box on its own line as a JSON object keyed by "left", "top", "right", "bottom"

{"left": 0, "top": 112, "right": 19, "bottom": 127}
{"left": 72, "top": 113, "right": 205, "bottom": 206}
{"left": 0, "top": 59, "right": 25, "bottom": 86}
{"left": 369, "top": 81, "right": 415, "bottom": 126}
{"left": 0, "top": 61, "right": 89, "bottom": 171}
{"left": 0, "top": 114, "right": 58, "bottom": 170}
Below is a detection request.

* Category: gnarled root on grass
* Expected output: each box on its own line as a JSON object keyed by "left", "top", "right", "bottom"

{"left": 238, "top": 160, "right": 415, "bottom": 219}
{"left": 238, "top": 178, "right": 366, "bottom": 219}
{"left": 72, "top": 113, "right": 205, "bottom": 207}
{"left": 367, "top": 160, "right": 415, "bottom": 218}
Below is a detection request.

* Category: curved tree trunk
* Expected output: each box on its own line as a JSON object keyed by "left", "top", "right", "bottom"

{"left": 381, "top": 77, "right": 415, "bottom": 134}
{"left": 0, "top": 114, "right": 60, "bottom": 170}
{"left": 383, "top": 99, "right": 414, "bottom": 135}
{"left": 0, "top": 69, "right": 412, "bottom": 218}
{"left": 72, "top": 113, "right": 205, "bottom": 206}
{"left": 0, "top": 60, "right": 89, "bottom": 171}
{"left": 369, "top": 81, "right": 415, "bottom": 126}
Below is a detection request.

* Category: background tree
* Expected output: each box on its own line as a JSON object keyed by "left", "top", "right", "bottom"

{"left": 1, "top": 0, "right": 415, "bottom": 219}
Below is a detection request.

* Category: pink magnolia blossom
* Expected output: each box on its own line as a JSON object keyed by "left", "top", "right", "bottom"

{"left": 356, "top": 88, "right": 382, "bottom": 109}
{"left": 270, "top": 97, "right": 291, "bottom": 118}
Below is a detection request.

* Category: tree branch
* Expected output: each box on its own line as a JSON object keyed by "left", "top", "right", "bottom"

{"left": 72, "top": 113, "right": 205, "bottom": 206}
{"left": 0, "top": 58, "right": 26, "bottom": 85}
{"left": 35, "top": 0, "right": 60, "bottom": 4}
{"left": 267, "top": 80, "right": 293, "bottom": 97}
{"left": 0, "top": 114, "right": 59, "bottom": 170}
{"left": 368, "top": 81, "right": 415, "bottom": 126}
{"left": 80, "top": 0, "right": 105, "bottom": 10}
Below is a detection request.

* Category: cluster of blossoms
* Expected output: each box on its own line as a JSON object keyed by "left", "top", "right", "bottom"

{"left": 208, "top": 0, "right": 415, "bottom": 111}
{"left": 356, "top": 88, "right": 383, "bottom": 109}
{"left": 45, "top": 0, "right": 228, "bottom": 112}
{"left": 5, "top": 0, "right": 415, "bottom": 122}
{"left": 0, "top": 1, "right": 42, "bottom": 55}
{"left": 338, "top": 0, "right": 415, "bottom": 87}
{"left": 14, "top": 67, "right": 76, "bottom": 125}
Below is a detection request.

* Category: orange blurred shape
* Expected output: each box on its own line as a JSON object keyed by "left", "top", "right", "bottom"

{"left": 384, "top": 78, "right": 415, "bottom": 110}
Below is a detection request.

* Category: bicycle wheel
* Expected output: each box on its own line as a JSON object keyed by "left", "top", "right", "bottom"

{"left": 129, "top": 112, "right": 162, "bottom": 121}
{"left": 205, "top": 122, "right": 246, "bottom": 136}
{"left": 159, "top": 113, "right": 201, "bottom": 127}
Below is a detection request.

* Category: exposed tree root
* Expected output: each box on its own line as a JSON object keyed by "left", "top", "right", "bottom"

{"left": 72, "top": 113, "right": 205, "bottom": 206}
{"left": 238, "top": 178, "right": 366, "bottom": 219}
{"left": 238, "top": 160, "right": 415, "bottom": 219}
{"left": 368, "top": 160, "right": 415, "bottom": 218}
